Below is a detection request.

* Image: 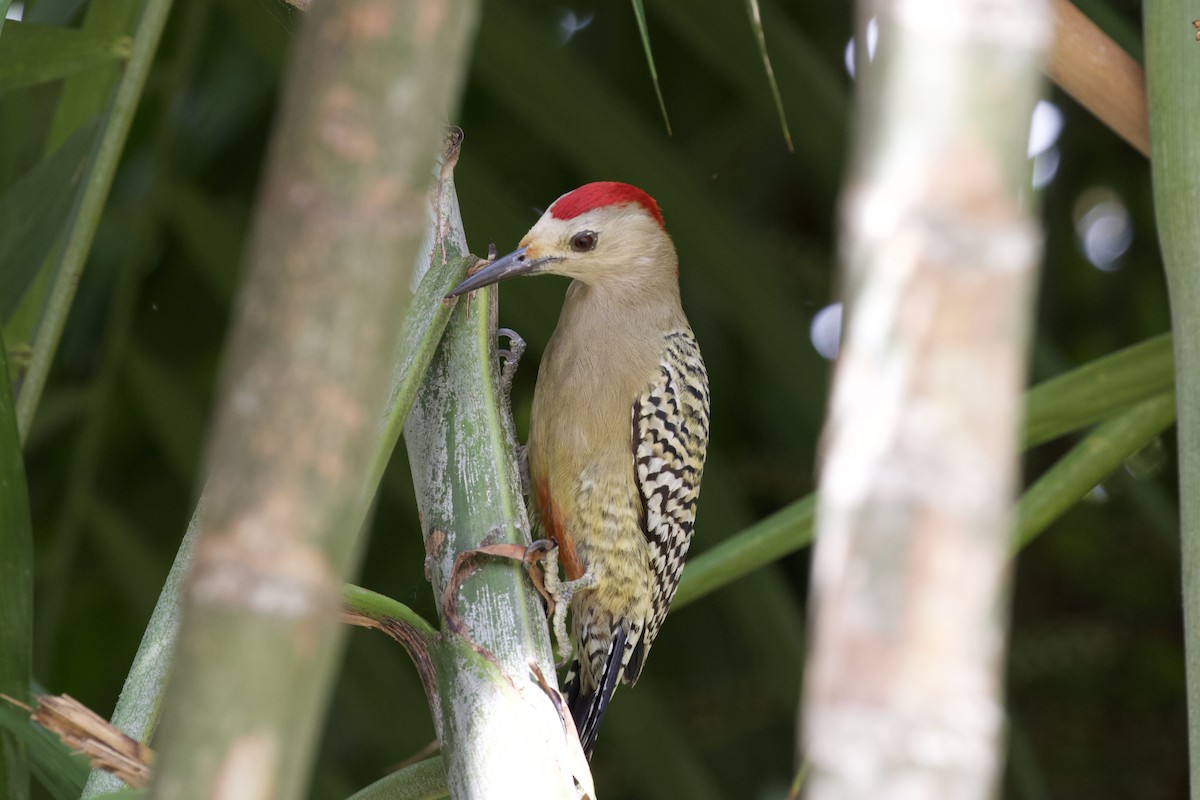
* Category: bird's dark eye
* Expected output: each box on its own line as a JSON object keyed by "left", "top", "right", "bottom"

{"left": 570, "top": 231, "right": 598, "bottom": 252}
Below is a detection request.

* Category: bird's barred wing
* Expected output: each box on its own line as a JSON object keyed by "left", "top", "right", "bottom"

{"left": 630, "top": 329, "right": 710, "bottom": 680}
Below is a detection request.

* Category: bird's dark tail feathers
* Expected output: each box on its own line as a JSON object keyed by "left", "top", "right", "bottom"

{"left": 564, "top": 628, "right": 628, "bottom": 759}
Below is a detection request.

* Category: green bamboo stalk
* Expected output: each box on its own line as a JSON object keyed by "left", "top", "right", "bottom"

{"left": 0, "top": 331, "right": 32, "bottom": 800}
{"left": 144, "top": 2, "right": 478, "bottom": 797}
{"left": 342, "top": 584, "right": 436, "bottom": 643}
{"left": 12, "top": 0, "right": 172, "bottom": 441}
{"left": 83, "top": 116, "right": 474, "bottom": 800}
{"left": 1145, "top": 2, "right": 1200, "bottom": 793}
{"left": 404, "top": 277, "right": 594, "bottom": 796}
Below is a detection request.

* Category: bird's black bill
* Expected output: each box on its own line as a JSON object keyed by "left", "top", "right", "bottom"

{"left": 445, "top": 245, "right": 551, "bottom": 298}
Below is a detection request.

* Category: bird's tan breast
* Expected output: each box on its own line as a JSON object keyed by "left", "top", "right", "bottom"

{"left": 527, "top": 282, "right": 681, "bottom": 560}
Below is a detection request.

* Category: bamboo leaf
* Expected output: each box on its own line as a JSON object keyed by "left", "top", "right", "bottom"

{"left": 742, "top": 0, "right": 793, "bottom": 151}
{"left": 2, "top": 0, "right": 139, "bottom": 358}
{"left": 345, "top": 756, "right": 447, "bottom": 800}
{"left": 0, "top": 121, "right": 96, "bottom": 325}
{"left": 43, "top": 0, "right": 141, "bottom": 154}
{"left": 1015, "top": 393, "right": 1176, "bottom": 550}
{"left": 0, "top": 332, "right": 32, "bottom": 800}
{"left": 629, "top": 0, "right": 672, "bottom": 136}
{"left": 0, "top": 702, "right": 88, "bottom": 800}
{"left": 651, "top": 0, "right": 846, "bottom": 193}
{"left": 0, "top": 21, "right": 130, "bottom": 91}
{"left": 12, "top": 0, "right": 173, "bottom": 442}
{"left": 1021, "top": 333, "right": 1173, "bottom": 447}
{"left": 78, "top": 508, "right": 199, "bottom": 799}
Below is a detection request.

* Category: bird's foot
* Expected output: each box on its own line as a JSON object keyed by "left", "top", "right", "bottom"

{"left": 525, "top": 539, "right": 595, "bottom": 665}
{"left": 497, "top": 328, "right": 529, "bottom": 494}
{"left": 497, "top": 327, "right": 526, "bottom": 397}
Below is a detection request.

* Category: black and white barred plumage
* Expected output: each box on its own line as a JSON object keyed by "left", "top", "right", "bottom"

{"left": 566, "top": 329, "right": 710, "bottom": 755}
{"left": 631, "top": 330, "right": 710, "bottom": 673}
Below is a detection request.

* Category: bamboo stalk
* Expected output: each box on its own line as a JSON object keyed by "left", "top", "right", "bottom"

{"left": 1049, "top": 0, "right": 1149, "bottom": 156}
{"left": 404, "top": 272, "right": 594, "bottom": 797}
{"left": 803, "top": 2, "right": 1050, "bottom": 797}
{"left": 144, "top": 2, "right": 478, "bottom": 798}
{"left": 1145, "top": 2, "right": 1200, "bottom": 794}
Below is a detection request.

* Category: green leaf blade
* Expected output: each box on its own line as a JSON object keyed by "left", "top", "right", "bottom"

{"left": 630, "top": 0, "right": 672, "bottom": 136}
{"left": 0, "top": 21, "right": 128, "bottom": 92}
{"left": 0, "top": 121, "right": 97, "bottom": 325}
{"left": 0, "top": 335, "right": 33, "bottom": 800}
{"left": 743, "top": 0, "right": 792, "bottom": 152}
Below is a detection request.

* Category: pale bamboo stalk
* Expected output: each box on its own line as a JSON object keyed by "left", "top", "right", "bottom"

{"left": 803, "top": 2, "right": 1050, "bottom": 798}
{"left": 144, "top": 2, "right": 478, "bottom": 798}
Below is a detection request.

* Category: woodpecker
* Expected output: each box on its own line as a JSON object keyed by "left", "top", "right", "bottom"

{"left": 447, "top": 182, "right": 710, "bottom": 757}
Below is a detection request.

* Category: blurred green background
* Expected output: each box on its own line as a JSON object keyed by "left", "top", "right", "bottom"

{"left": 1, "top": 0, "right": 1182, "bottom": 797}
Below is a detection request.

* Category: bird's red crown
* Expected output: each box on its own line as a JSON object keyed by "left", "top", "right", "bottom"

{"left": 549, "top": 182, "right": 664, "bottom": 229}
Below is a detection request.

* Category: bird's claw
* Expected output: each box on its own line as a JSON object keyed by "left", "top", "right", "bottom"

{"left": 497, "top": 327, "right": 526, "bottom": 393}
{"left": 524, "top": 539, "right": 594, "bottom": 665}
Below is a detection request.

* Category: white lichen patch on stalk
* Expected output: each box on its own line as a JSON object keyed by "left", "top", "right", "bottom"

{"left": 464, "top": 582, "right": 524, "bottom": 650}
{"left": 441, "top": 647, "right": 592, "bottom": 799}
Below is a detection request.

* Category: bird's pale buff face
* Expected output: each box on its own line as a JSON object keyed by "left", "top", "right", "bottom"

{"left": 444, "top": 189, "right": 682, "bottom": 301}
{"left": 518, "top": 204, "right": 679, "bottom": 294}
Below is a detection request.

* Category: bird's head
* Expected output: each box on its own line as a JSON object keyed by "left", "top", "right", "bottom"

{"left": 447, "top": 182, "right": 678, "bottom": 298}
